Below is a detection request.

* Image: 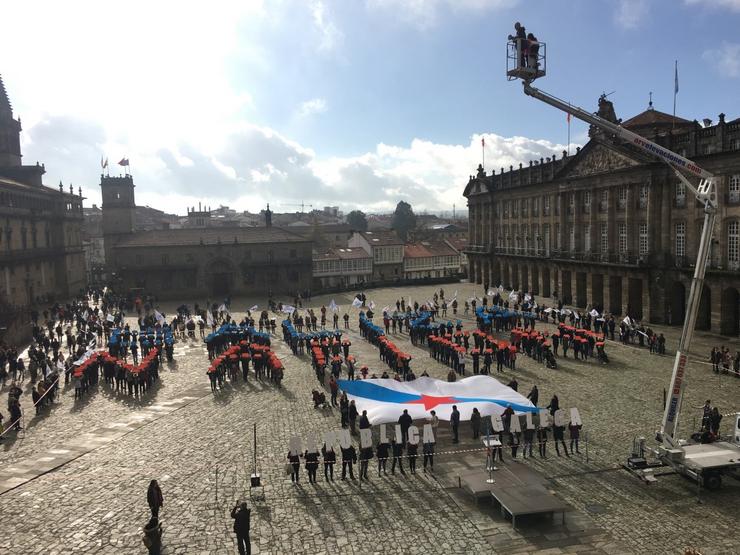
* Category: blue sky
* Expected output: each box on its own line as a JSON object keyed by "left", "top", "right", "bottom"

{"left": 1, "top": 0, "right": 738, "bottom": 215}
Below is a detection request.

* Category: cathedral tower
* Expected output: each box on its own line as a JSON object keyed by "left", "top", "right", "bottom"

{"left": 100, "top": 174, "right": 136, "bottom": 266}
{"left": 0, "top": 74, "right": 23, "bottom": 167}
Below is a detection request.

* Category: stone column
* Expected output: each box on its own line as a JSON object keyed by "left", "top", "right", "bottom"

{"left": 603, "top": 271, "right": 611, "bottom": 315}
{"left": 621, "top": 274, "right": 630, "bottom": 317}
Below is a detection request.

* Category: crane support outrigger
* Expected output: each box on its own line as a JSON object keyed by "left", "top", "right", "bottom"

{"left": 505, "top": 37, "right": 739, "bottom": 491}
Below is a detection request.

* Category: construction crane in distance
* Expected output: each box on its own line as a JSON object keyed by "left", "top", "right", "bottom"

{"left": 281, "top": 202, "right": 314, "bottom": 213}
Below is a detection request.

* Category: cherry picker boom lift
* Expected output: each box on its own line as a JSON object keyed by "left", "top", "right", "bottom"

{"left": 506, "top": 37, "right": 740, "bottom": 491}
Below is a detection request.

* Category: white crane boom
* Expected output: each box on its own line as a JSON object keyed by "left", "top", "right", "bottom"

{"left": 512, "top": 76, "right": 716, "bottom": 449}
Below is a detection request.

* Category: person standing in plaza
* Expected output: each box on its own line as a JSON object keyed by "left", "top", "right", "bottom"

{"left": 450, "top": 405, "right": 460, "bottom": 443}
{"left": 391, "top": 439, "right": 406, "bottom": 475}
{"left": 422, "top": 439, "right": 435, "bottom": 472}
{"left": 340, "top": 393, "right": 349, "bottom": 428}
{"left": 427, "top": 410, "right": 439, "bottom": 441}
{"left": 527, "top": 384, "right": 539, "bottom": 406}
{"left": 349, "top": 400, "right": 358, "bottom": 434}
{"left": 470, "top": 407, "right": 482, "bottom": 439}
{"left": 341, "top": 444, "right": 356, "bottom": 480}
{"left": 322, "top": 444, "right": 336, "bottom": 481}
{"left": 305, "top": 448, "right": 319, "bottom": 484}
{"left": 231, "top": 501, "right": 251, "bottom": 555}
{"left": 287, "top": 450, "right": 301, "bottom": 483}
{"left": 147, "top": 480, "right": 163, "bottom": 519}
{"left": 398, "top": 409, "right": 413, "bottom": 445}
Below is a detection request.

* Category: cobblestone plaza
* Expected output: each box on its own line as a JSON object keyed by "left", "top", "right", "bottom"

{"left": 1, "top": 283, "right": 738, "bottom": 554}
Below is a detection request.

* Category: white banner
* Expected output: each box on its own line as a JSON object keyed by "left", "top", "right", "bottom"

{"left": 351, "top": 297, "right": 363, "bottom": 309}
{"left": 338, "top": 375, "right": 537, "bottom": 425}
{"left": 282, "top": 305, "right": 296, "bottom": 314}
{"left": 154, "top": 310, "right": 166, "bottom": 326}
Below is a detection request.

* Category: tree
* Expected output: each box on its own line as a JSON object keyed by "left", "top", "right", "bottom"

{"left": 391, "top": 201, "right": 416, "bottom": 241}
{"left": 346, "top": 210, "right": 368, "bottom": 231}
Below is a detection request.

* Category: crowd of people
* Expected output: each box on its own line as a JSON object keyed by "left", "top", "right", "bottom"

{"left": 709, "top": 346, "right": 740, "bottom": 376}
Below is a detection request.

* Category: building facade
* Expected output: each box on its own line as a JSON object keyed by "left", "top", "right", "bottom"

{"left": 101, "top": 175, "right": 312, "bottom": 299}
{"left": 464, "top": 99, "right": 740, "bottom": 336}
{"left": 0, "top": 75, "right": 86, "bottom": 308}
{"left": 348, "top": 230, "right": 404, "bottom": 280}
{"left": 403, "top": 241, "right": 461, "bottom": 279}
{"left": 312, "top": 247, "right": 372, "bottom": 289}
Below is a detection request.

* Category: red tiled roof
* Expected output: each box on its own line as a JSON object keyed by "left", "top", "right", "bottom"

{"left": 361, "top": 230, "right": 402, "bottom": 246}
{"left": 404, "top": 241, "right": 457, "bottom": 258}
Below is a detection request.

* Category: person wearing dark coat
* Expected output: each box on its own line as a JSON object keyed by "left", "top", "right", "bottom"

{"left": 359, "top": 410, "right": 371, "bottom": 430}
{"left": 450, "top": 405, "right": 461, "bottom": 443}
{"left": 231, "top": 501, "right": 251, "bottom": 555}
{"left": 391, "top": 439, "right": 406, "bottom": 475}
{"left": 407, "top": 442, "right": 419, "bottom": 474}
{"left": 287, "top": 451, "right": 301, "bottom": 483}
{"left": 359, "top": 445, "right": 373, "bottom": 480}
{"left": 304, "top": 450, "right": 319, "bottom": 484}
{"left": 341, "top": 445, "right": 357, "bottom": 480}
{"left": 348, "top": 401, "right": 358, "bottom": 434}
{"left": 322, "top": 444, "right": 336, "bottom": 481}
{"left": 546, "top": 395, "right": 559, "bottom": 416}
{"left": 398, "top": 409, "right": 413, "bottom": 444}
{"left": 147, "top": 480, "right": 163, "bottom": 518}
{"left": 377, "top": 441, "right": 390, "bottom": 475}
{"left": 527, "top": 385, "right": 539, "bottom": 406}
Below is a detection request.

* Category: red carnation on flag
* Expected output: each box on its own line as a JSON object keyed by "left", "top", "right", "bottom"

{"left": 118, "top": 158, "right": 130, "bottom": 167}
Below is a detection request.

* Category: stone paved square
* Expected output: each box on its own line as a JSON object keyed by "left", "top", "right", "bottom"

{"left": 1, "top": 283, "right": 738, "bottom": 554}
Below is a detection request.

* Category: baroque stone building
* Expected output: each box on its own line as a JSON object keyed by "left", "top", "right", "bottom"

{"left": 100, "top": 175, "right": 312, "bottom": 299}
{"left": 0, "top": 75, "right": 86, "bottom": 308}
{"left": 464, "top": 99, "right": 740, "bottom": 336}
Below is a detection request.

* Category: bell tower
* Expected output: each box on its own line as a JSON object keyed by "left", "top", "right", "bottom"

{"left": 101, "top": 174, "right": 136, "bottom": 266}
{"left": 0, "top": 74, "right": 23, "bottom": 168}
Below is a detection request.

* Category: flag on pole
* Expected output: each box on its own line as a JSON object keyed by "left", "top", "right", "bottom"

{"left": 249, "top": 305, "right": 259, "bottom": 312}
{"left": 282, "top": 305, "right": 295, "bottom": 314}
{"left": 329, "top": 299, "right": 338, "bottom": 312}
{"left": 674, "top": 60, "right": 679, "bottom": 94}
{"left": 382, "top": 305, "right": 390, "bottom": 314}
{"left": 118, "top": 157, "right": 130, "bottom": 167}
{"left": 218, "top": 303, "right": 230, "bottom": 315}
{"left": 368, "top": 300, "right": 376, "bottom": 310}
{"left": 589, "top": 308, "right": 600, "bottom": 318}
{"left": 154, "top": 309, "right": 165, "bottom": 326}
{"left": 106, "top": 313, "right": 115, "bottom": 323}
{"left": 101, "top": 156, "right": 108, "bottom": 169}
{"left": 206, "top": 310, "right": 214, "bottom": 327}
{"left": 351, "top": 297, "right": 363, "bottom": 309}
{"left": 487, "top": 289, "right": 495, "bottom": 296}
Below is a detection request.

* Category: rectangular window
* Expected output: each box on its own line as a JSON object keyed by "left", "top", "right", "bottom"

{"left": 543, "top": 224, "right": 550, "bottom": 255}
{"left": 600, "top": 189, "right": 608, "bottom": 212}
{"left": 675, "top": 222, "right": 686, "bottom": 257}
{"left": 639, "top": 184, "right": 648, "bottom": 208}
{"left": 532, "top": 197, "right": 538, "bottom": 216}
{"left": 617, "top": 186, "right": 627, "bottom": 209}
{"left": 569, "top": 225, "right": 575, "bottom": 252}
{"left": 618, "top": 223, "right": 627, "bottom": 253}
{"left": 675, "top": 182, "right": 686, "bottom": 207}
{"left": 513, "top": 199, "right": 519, "bottom": 218}
{"left": 639, "top": 223, "right": 648, "bottom": 256}
{"left": 543, "top": 196, "right": 550, "bottom": 216}
{"left": 569, "top": 192, "right": 575, "bottom": 215}
{"left": 584, "top": 226, "right": 591, "bottom": 252}
{"left": 555, "top": 223, "right": 561, "bottom": 250}
{"left": 583, "top": 190, "right": 591, "bottom": 214}
{"left": 532, "top": 224, "right": 539, "bottom": 254}
{"left": 162, "top": 254, "right": 169, "bottom": 265}
{"left": 600, "top": 223, "right": 608, "bottom": 253}
{"left": 729, "top": 174, "right": 740, "bottom": 203}
{"left": 728, "top": 221, "right": 739, "bottom": 270}
{"left": 504, "top": 201, "right": 510, "bottom": 218}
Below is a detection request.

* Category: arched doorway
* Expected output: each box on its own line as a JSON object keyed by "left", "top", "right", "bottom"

{"left": 720, "top": 287, "right": 739, "bottom": 337}
{"left": 696, "top": 284, "right": 711, "bottom": 331}
{"left": 669, "top": 281, "right": 685, "bottom": 326}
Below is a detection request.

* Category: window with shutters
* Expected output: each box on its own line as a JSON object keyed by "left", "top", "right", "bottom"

{"left": 639, "top": 223, "right": 648, "bottom": 256}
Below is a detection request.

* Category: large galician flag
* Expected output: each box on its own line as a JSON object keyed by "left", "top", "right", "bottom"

{"left": 338, "top": 376, "right": 537, "bottom": 424}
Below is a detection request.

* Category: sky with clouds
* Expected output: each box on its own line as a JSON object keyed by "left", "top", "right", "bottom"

{"left": 1, "top": 0, "right": 738, "bottom": 216}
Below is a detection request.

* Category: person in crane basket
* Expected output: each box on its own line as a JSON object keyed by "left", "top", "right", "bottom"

{"left": 508, "top": 22, "right": 528, "bottom": 68}
{"left": 526, "top": 33, "right": 540, "bottom": 69}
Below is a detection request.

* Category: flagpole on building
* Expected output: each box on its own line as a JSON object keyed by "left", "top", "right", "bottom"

{"left": 481, "top": 136, "right": 485, "bottom": 170}
{"left": 673, "top": 60, "right": 678, "bottom": 130}
{"left": 567, "top": 114, "right": 571, "bottom": 156}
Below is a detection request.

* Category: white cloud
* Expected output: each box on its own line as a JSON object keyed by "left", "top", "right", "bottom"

{"left": 702, "top": 42, "right": 740, "bottom": 78}
{"left": 366, "top": 0, "right": 517, "bottom": 29}
{"left": 297, "top": 98, "right": 329, "bottom": 118}
{"left": 614, "top": 0, "right": 649, "bottom": 30}
{"left": 311, "top": 1, "right": 344, "bottom": 51}
{"left": 685, "top": 0, "right": 740, "bottom": 11}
